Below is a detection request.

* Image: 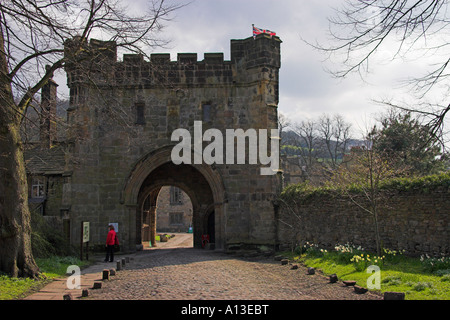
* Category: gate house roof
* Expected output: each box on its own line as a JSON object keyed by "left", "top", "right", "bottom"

{"left": 24, "top": 144, "right": 66, "bottom": 175}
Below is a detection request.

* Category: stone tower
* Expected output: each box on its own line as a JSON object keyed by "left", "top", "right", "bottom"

{"left": 63, "top": 33, "right": 282, "bottom": 251}
{"left": 40, "top": 66, "right": 58, "bottom": 148}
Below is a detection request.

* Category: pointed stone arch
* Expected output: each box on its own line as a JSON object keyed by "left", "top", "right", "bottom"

{"left": 121, "top": 146, "right": 226, "bottom": 249}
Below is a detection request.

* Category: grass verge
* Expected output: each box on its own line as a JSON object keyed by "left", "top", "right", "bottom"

{"left": 283, "top": 244, "right": 450, "bottom": 300}
{"left": 0, "top": 256, "right": 91, "bottom": 300}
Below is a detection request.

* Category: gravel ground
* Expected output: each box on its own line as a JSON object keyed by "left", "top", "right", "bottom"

{"left": 85, "top": 244, "right": 382, "bottom": 301}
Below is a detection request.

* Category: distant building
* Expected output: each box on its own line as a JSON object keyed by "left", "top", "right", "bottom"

{"left": 156, "top": 186, "right": 193, "bottom": 233}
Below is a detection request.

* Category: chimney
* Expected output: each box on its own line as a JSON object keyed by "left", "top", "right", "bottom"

{"left": 40, "top": 65, "right": 58, "bottom": 148}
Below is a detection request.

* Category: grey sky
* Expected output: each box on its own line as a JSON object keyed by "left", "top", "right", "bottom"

{"left": 154, "top": 0, "right": 414, "bottom": 136}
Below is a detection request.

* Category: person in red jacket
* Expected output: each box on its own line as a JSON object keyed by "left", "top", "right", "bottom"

{"left": 104, "top": 224, "right": 118, "bottom": 262}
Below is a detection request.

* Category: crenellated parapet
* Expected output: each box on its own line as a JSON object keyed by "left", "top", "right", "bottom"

{"left": 114, "top": 51, "right": 233, "bottom": 88}
{"left": 64, "top": 34, "right": 281, "bottom": 91}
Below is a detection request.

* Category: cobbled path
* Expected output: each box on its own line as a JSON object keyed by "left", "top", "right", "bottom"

{"left": 85, "top": 246, "right": 382, "bottom": 300}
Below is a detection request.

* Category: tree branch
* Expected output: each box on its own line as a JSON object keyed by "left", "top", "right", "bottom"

{"left": 17, "top": 59, "right": 63, "bottom": 124}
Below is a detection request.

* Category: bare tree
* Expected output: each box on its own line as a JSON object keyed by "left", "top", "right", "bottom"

{"left": 331, "top": 126, "right": 407, "bottom": 256}
{"left": 290, "top": 119, "right": 320, "bottom": 171}
{"left": 307, "top": 0, "right": 450, "bottom": 143}
{"left": 317, "top": 114, "right": 352, "bottom": 169}
{"left": 325, "top": 114, "right": 352, "bottom": 168}
{"left": 278, "top": 112, "right": 291, "bottom": 139}
{"left": 282, "top": 114, "right": 352, "bottom": 185}
{"left": 0, "top": 0, "right": 181, "bottom": 278}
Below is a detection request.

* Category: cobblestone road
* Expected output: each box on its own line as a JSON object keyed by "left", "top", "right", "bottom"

{"left": 85, "top": 235, "right": 382, "bottom": 301}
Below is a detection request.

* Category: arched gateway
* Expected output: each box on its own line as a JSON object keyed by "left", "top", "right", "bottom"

{"left": 24, "top": 34, "right": 282, "bottom": 252}
{"left": 121, "top": 146, "right": 226, "bottom": 249}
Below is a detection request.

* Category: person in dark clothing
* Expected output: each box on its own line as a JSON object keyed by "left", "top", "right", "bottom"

{"left": 104, "top": 224, "right": 118, "bottom": 262}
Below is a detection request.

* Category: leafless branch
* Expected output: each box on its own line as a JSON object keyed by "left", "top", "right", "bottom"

{"left": 305, "top": 0, "right": 450, "bottom": 134}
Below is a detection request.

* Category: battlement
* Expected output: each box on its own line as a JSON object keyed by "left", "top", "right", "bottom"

{"left": 121, "top": 52, "right": 227, "bottom": 65}
{"left": 65, "top": 34, "right": 281, "bottom": 88}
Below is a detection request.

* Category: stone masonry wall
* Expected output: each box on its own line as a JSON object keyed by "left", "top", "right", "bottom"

{"left": 156, "top": 186, "right": 193, "bottom": 233}
{"left": 63, "top": 34, "right": 281, "bottom": 251}
{"left": 278, "top": 189, "right": 450, "bottom": 256}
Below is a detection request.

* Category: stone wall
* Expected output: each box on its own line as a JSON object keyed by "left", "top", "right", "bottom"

{"left": 277, "top": 188, "right": 450, "bottom": 256}
{"left": 156, "top": 186, "right": 193, "bottom": 233}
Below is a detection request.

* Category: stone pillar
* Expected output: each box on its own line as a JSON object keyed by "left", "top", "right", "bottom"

{"left": 150, "top": 205, "right": 157, "bottom": 247}
{"left": 127, "top": 205, "right": 138, "bottom": 251}
{"left": 215, "top": 203, "right": 224, "bottom": 250}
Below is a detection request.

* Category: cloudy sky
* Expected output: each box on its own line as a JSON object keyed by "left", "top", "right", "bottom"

{"left": 156, "top": 0, "right": 445, "bottom": 136}
{"left": 56, "top": 0, "right": 444, "bottom": 138}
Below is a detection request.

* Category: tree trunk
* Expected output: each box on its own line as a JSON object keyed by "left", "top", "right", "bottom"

{"left": 0, "top": 103, "right": 40, "bottom": 278}
{"left": 0, "top": 28, "right": 40, "bottom": 278}
{"left": 372, "top": 202, "right": 381, "bottom": 257}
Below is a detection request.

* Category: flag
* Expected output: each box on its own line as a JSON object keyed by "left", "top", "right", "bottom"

{"left": 253, "top": 24, "right": 276, "bottom": 38}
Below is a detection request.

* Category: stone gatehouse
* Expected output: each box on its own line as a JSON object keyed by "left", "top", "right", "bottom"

{"left": 25, "top": 34, "right": 282, "bottom": 252}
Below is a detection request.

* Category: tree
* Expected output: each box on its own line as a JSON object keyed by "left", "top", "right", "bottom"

{"left": 331, "top": 134, "right": 400, "bottom": 257}
{"left": 309, "top": 0, "right": 450, "bottom": 142}
{"left": 372, "top": 108, "right": 444, "bottom": 175}
{"left": 0, "top": 0, "right": 180, "bottom": 278}
{"left": 289, "top": 118, "right": 320, "bottom": 171}
{"left": 318, "top": 114, "right": 352, "bottom": 169}
{"left": 283, "top": 113, "right": 352, "bottom": 184}
{"left": 278, "top": 112, "right": 291, "bottom": 140}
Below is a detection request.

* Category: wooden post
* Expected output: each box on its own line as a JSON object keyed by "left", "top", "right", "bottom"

{"left": 80, "top": 221, "right": 83, "bottom": 261}
{"left": 85, "top": 241, "right": 89, "bottom": 260}
{"left": 102, "top": 269, "right": 109, "bottom": 281}
{"left": 81, "top": 221, "right": 90, "bottom": 261}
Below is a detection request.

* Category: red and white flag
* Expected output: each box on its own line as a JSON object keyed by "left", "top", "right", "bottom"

{"left": 253, "top": 24, "right": 276, "bottom": 38}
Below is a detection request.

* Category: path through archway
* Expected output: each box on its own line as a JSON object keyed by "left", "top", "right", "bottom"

{"left": 141, "top": 185, "right": 194, "bottom": 248}
{"left": 122, "top": 147, "right": 226, "bottom": 250}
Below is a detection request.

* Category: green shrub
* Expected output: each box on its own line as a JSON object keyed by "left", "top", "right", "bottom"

{"left": 280, "top": 172, "right": 450, "bottom": 204}
{"left": 413, "top": 282, "right": 433, "bottom": 292}
{"left": 334, "top": 243, "right": 365, "bottom": 263}
{"left": 303, "top": 242, "right": 323, "bottom": 257}
{"left": 36, "top": 256, "right": 87, "bottom": 276}
{"left": 382, "top": 248, "right": 405, "bottom": 264}
{"left": 440, "top": 274, "right": 450, "bottom": 282}
{"left": 420, "top": 255, "right": 450, "bottom": 273}
{"left": 30, "top": 210, "right": 74, "bottom": 258}
{"left": 382, "top": 276, "right": 402, "bottom": 286}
